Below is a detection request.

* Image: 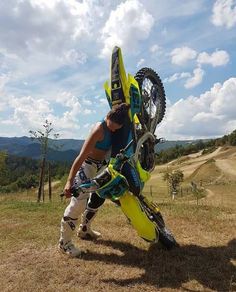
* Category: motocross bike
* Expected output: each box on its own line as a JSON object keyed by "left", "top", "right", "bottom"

{"left": 67, "top": 46, "right": 177, "bottom": 249}
{"left": 72, "top": 138, "right": 178, "bottom": 249}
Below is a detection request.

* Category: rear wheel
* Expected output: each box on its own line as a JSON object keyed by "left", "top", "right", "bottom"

{"left": 135, "top": 67, "right": 166, "bottom": 133}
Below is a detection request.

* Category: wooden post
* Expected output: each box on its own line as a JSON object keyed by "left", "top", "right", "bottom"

{"left": 42, "top": 169, "right": 45, "bottom": 203}
{"left": 38, "top": 157, "right": 45, "bottom": 203}
{"left": 48, "top": 162, "right": 52, "bottom": 202}
{"left": 150, "top": 185, "right": 152, "bottom": 197}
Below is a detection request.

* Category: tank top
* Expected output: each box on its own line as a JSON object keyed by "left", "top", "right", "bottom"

{"left": 95, "top": 119, "right": 112, "bottom": 151}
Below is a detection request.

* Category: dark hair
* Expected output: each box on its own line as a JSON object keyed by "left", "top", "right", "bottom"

{"left": 107, "top": 103, "right": 130, "bottom": 125}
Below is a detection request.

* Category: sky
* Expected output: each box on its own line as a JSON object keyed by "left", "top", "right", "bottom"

{"left": 0, "top": 0, "right": 235, "bottom": 140}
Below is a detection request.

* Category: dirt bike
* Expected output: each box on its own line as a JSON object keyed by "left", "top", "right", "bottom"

{"left": 72, "top": 138, "right": 177, "bottom": 249}
{"left": 70, "top": 46, "right": 177, "bottom": 249}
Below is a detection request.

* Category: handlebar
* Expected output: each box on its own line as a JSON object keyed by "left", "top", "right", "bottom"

{"left": 60, "top": 140, "right": 134, "bottom": 198}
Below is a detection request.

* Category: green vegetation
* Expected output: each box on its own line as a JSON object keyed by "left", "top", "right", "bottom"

{"left": 156, "top": 129, "right": 236, "bottom": 164}
{"left": 163, "top": 170, "right": 184, "bottom": 196}
{"left": 0, "top": 152, "right": 69, "bottom": 193}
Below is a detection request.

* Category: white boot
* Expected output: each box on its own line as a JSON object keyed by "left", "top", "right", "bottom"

{"left": 77, "top": 209, "right": 101, "bottom": 240}
{"left": 59, "top": 217, "right": 81, "bottom": 257}
{"left": 58, "top": 240, "right": 82, "bottom": 257}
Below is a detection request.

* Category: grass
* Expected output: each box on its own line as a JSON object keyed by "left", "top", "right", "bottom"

{"left": 1, "top": 147, "right": 236, "bottom": 291}
{"left": 0, "top": 187, "right": 236, "bottom": 292}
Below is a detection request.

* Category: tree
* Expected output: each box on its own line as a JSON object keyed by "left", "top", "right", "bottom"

{"left": 29, "top": 120, "right": 59, "bottom": 202}
{"left": 163, "top": 170, "right": 184, "bottom": 199}
{"left": 229, "top": 130, "right": 236, "bottom": 146}
{"left": 0, "top": 151, "right": 8, "bottom": 186}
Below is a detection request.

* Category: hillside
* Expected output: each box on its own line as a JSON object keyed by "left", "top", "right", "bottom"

{"left": 0, "top": 136, "right": 199, "bottom": 161}
{"left": 0, "top": 146, "right": 235, "bottom": 291}
{"left": 149, "top": 146, "right": 236, "bottom": 209}
{"left": 0, "top": 136, "right": 83, "bottom": 162}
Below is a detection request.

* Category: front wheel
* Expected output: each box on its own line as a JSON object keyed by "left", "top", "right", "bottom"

{"left": 157, "top": 225, "right": 179, "bottom": 250}
{"left": 151, "top": 209, "right": 178, "bottom": 249}
{"left": 135, "top": 67, "right": 166, "bottom": 133}
{"left": 139, "top": 197, "right": 178, "bottom": 249}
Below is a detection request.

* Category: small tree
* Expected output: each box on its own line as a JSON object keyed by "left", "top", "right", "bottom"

{"left": 29, "top": 120, "right": 59, "bottom": 202}
{"left": 163, "top": 170, "right": 184, "bottom": 199}
{"left": 0, "top": 151, "right": 8, "bottom": 187}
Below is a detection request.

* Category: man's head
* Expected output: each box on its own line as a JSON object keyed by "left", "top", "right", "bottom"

{"left": 106, "top": 103, "right": 130, "bottom": 132}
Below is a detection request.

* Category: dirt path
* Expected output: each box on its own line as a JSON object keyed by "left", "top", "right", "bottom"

{"left": 215, "top": 159, "right": 236, "bottom": 177}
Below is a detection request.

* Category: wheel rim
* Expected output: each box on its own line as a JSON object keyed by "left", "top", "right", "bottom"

{"left": 141, "top": 77, "right": 161, "bottom": 130}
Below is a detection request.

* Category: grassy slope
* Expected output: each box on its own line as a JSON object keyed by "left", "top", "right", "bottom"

{"left": 0, "top": 147, "right": 236, "bottom": 292}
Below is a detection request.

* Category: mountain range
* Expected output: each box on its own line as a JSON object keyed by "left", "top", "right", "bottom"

{"left": 0, "top": 136, "right": 198, "bottom": 162}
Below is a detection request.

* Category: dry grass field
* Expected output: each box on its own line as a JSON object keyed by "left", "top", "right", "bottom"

{"left": 0, "top": 146, "right": 236, "bottom": 292}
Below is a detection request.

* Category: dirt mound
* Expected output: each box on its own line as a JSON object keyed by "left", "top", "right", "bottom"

{"left": 186, "top": 159, "right": 222, "bottom": 185}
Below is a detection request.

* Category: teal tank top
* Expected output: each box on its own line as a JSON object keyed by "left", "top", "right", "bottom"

{"left": 95, "top": 119, "right": 112, "bottom": 151}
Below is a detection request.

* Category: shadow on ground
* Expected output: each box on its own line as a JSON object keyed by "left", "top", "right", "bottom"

{"left": 83, "top": 238, "right": 236, "bottom": 291}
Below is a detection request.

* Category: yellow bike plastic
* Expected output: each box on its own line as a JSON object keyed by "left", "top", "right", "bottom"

{"left": 119, "top": 192, "right": 158, "bottom": 242}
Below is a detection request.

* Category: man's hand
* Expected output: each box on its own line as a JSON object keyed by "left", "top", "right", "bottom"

{"left": 63, "top": 181, "right": 72, "bottom": 198}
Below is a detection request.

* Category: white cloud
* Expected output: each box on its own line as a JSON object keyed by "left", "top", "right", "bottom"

{"left": 100, "top": 0, "right": 154, "bottom": 58}
{"left": 211, "top": 0, "right": 236, "bottom": 28}
{"left": 83, "top": 108, "right": 95, "bottom": 115}
{"left": 55, "top": 91, "right": 82, "bottom": 115}
{"left": 197, "top": 50, "right": 230, "bottom": 67}
{"left": 184, "top": 67, "right": 205, "bottom": 89}
{"left": 170, "top": 46, "right": 197, "bottom": 65}
{"left": 0, "top": 74, "right": 10, "bottom": 111}
{"left": 0, "top": 74, "right": 9, "bottom": 91}
{"left": 81, "top": 98, "right": 93, "bottom": 106}
{"left": 137, "top": 58, "right": 145, "bottom": 68}
{"left": 157, "top": 78, "right": 236, "bottom": 139}
{"left": 0, "top": 0, "right": 104, "bottom": 80}
{"left": 63, "top": 49, "right": 87, "bottom": 65}
{"left": 0, "top": 0, "right": 92, "bottom": 56}
{"left": 99, "top": 98, "right": 108, "bottom": 105}
{"left": 210, "top": 78, "right": 236, "bottom": 118}
{"left": 7, "top": 96, "right": 53, "bottom": 131}
{"left": 83, "top": 123, "right": 91, "bottom": 128}
{"left": 140, "top": 0, "right": 205, "bottom": 20}
{"left": 1, "top": 90, "right": 85, "bottom": 137}
{"left": 150, "top": 44, "right": 161, "bottom": 53}
{"left": 164, "top": 72, "right": 191, "bottom": 83}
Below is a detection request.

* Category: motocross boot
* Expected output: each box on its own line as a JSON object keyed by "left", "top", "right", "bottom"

{"left": 77, "top": 208, "right": 101, "bottom": 240}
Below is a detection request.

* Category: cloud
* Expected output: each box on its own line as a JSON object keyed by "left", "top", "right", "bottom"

{"left": 184, "top": 67, "right": 205, "bottom": 89}
{"left": 157, "top": 78, "right": 236, "bottom": 139}
{"left": 0, "top": 74, "right": 9, "bottom": 91}
{"left": 150, "top": 44, "right": 161, "bottom": 53}
{"left": 99, "top": 98, "right": 109, "bottom": 105}
{"left": 1, "top": 90, "right": 85, "bottom": 137}
{"left": 0, "top": 0, "right": 92, "bottom": 55}
{"left": 164, "top": 72, "right": 191, "bottom": 83}
{"left": 0, "top": 74, "right": 10, "bottom": 111}
{"left": 0, "top": 0, "right": 104, "bottom": 80}
{"left": 165, "top": 49, "right": 229, "bottom": 88}
{"left": 140, "top": 0, "right": 206, "bottom": 20}
{"left": 170, "top": 46, "right": 197, "bottom": 65}
{"left": 197, "top": 50, "right": 230, "bottom": 66}
{"left": 63, "top": 50, "right": 87, "bottom": 65}
{"left": 100, "top": 0, "right": 154, "bottom": 58}
{"left": 7, "top": 96, "right": 53, "bottom": 130}
{"left": 137, "top": 58, "right": 145, "bottom": 68}
{"left": 81, "top": 98, "right": 93, "bottom": 106}
{"left": 83, "top": 108, "right": 95, "bottom": 115}
{"left": 211, "top": 0, "right": 236, "bottom": 28}
{"left": 83, "top": 123, "right": 91, "bottom": 128}
{"left": 54, "top": 91, "right": 82, "bottom": 115}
